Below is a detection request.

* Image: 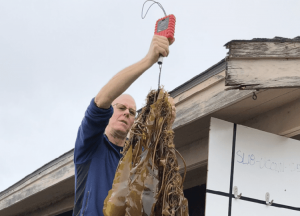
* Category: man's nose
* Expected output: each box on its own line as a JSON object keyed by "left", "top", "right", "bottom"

{"left": 123, "top": 109, "right": 130, "bottom": 116}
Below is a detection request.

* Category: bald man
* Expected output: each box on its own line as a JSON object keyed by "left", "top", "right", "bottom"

{"left": 73, "top": 35, "right": 175, "bottom": 216}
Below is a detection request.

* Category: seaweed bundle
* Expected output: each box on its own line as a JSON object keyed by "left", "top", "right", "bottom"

{"left": 103, "top": 88, "right": 188, "bottom": 216}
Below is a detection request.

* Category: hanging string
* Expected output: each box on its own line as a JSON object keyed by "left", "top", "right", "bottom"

{"left": 141, "top": 0, "right": 167, "bottom": 19}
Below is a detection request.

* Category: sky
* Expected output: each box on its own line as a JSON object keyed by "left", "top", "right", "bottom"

{"left": 0, "top": 0, "right": 299, "bottom": 192}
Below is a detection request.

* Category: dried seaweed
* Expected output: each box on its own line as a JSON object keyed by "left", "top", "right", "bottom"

{"left": 103, "top": 88, "right": 188, "bottom": 216}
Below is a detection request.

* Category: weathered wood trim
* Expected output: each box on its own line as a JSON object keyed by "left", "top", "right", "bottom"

{"left": 0, "top": 154, "right": 74, "bottom": 210}
{"left": 174, "top": 71, "right": 225, "bottom": 105}
{"left": 227, "top": 42, "right": 300, "bottom": 59}
{"left": 173, "top": 79, "right": 254, "bottom": 129}
{"left": 170, "top": 59, "right": 226, "bottom": 98}
{"left": 226, "top": 59, "right": 300, "bottom": 89}
{"left": 242, "top": 98, "right": 300, "bottom": 138}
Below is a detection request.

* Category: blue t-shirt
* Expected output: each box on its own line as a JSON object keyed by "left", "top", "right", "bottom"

{"left": 73, "top": 98, "right": 123, "bottom": 216}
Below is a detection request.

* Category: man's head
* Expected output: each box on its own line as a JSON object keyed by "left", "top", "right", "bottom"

{"left": 105, "top": 94, "right": 136, "bottom": 140}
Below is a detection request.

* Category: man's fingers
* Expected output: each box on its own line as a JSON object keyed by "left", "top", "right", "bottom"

{"left": 155, "top": 35, "right": 171, "bottom": 56}
{"left": 156, "top": 40, "right": 169, "bottom": 56}
{"left": 156, "top": 35, "right": 175, "bottom": 46}
{"left": 155, "top": 35, "right": 170, "bottom": 46}
{"left": 145, "top": 35, "right": 172, "bottom": 65}
{"left": 157, "top": 46, "right": 169, "bottom": 57}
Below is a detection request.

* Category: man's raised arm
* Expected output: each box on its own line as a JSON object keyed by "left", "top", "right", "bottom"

{"left": 94, "top": 35, "right": 174, "bottom": 109}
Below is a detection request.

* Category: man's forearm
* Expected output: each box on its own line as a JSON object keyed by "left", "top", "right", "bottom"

{"left": 94, "top": 35, "right": 172, "bottom": 109}
{"left": 94, "top": 57, "right": 152, "bottom": 109}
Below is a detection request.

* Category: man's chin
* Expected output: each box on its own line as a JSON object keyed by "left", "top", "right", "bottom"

{"left": 112, "top": 128, "right": 128, "bottom": 139}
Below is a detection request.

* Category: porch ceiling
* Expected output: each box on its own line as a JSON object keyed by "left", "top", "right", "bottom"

{"left": 174, "top": 88, "right": 300, "bottom": 148}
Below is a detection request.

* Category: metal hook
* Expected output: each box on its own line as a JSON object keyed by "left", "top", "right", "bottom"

{"left": 252, "top": 92, "right": 257, "bottom": 100}
{"left": 233, "top": 186, "right": 242, "bottom": 199}
{"left": 265, "top": 192, "right": 273, "bottom": 206}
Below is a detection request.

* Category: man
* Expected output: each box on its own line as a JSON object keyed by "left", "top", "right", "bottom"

{"left": 73, "top": 35, "right": 175, "bottom": 216}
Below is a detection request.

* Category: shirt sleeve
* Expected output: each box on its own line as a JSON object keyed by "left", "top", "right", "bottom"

{"left": 74, "top": 98, "right": 113, "bottom": 164}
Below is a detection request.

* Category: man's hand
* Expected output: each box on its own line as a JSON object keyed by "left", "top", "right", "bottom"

{"left": 145, "top": 35, "right": 175, "bottom": 65}
{"left": 168, "top": 96, "right": 176, "bottom": 125}
{"left": 94, "top": 35, "right": 175, "bottom": 109}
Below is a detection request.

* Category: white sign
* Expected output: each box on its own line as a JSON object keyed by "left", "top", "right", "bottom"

{"left": 206, "top": 118, "right": 300, "bottom": 216}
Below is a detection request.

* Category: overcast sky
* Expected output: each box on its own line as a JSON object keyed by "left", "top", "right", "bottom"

{"left": 0, "top": 0, "right": 299, "bottom": 192}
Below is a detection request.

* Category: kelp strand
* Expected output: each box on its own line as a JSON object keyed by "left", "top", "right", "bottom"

{"left": 103, "top": 88, "right": 188, "bottom": 216}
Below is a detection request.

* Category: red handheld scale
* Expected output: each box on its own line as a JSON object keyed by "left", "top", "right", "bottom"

{"left": 154, "top": 14, "right": 176, "bottom": 41}
{"left": 155, "top": 14, "right": 176, "bottom": 65}
{"left": 142, "top": 1, "right": 176, "bottom": 89}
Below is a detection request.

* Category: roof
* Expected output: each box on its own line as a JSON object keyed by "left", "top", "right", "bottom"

{"left": 136, "top": 58, "right": 226, "bottom": 113}
{"left": 1, "top": 58, "right": 227, "bottom": 195}
{"left": 0, "top": 149, "right": 74, "bottom": 197}
{"left": 224, "top": 36, "right": 300, "bottom": 47}
{"left": 169, "top": 59, "right": 226, "bottom": 98}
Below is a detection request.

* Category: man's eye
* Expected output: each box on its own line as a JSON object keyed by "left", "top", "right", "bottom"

{"left": 119, "top": 106, "right": 126, "bottom": 110}
{"left": 130, "top": 111, "right": 135, "bottom": 116}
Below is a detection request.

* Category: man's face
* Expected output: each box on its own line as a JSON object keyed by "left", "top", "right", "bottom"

{"left": 107, "top": 95, "right": 136, "bottom": 137}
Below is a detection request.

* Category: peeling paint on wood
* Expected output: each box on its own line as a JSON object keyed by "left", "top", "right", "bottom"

{"left": 173, "top": 79, "right": 254, "bottom": 129}
{"left": 228, "top": 42, "right": 300, "bottom": 59}
{"left": 226, "top": 59, "right": 300, "bottom": 89}
{"left": 174, "top": 72, "right": 226, "bottom": 105}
